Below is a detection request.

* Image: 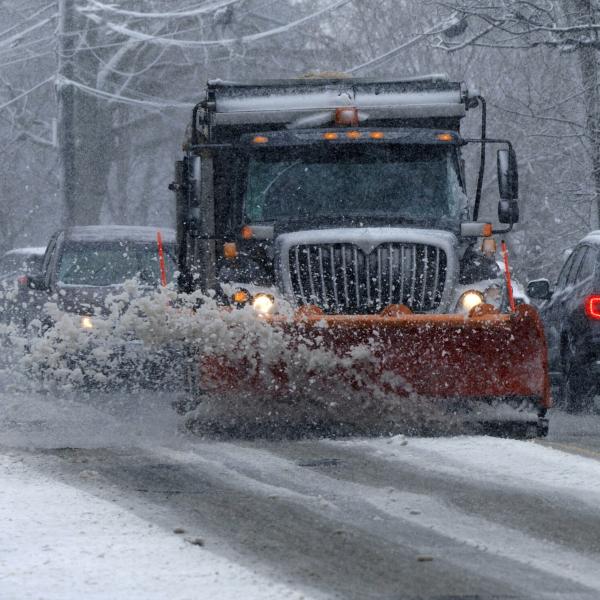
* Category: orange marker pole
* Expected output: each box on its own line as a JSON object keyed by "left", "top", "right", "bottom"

{"left": 157, "top": 231, "right": 167, "bottom": 287}
{"left": 501, "top": 240, "right": 516, "bottom": 312}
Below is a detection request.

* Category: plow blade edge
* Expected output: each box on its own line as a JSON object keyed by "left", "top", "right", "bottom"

{"left": 200, "top": 304, "right": 551, "bottom": 409}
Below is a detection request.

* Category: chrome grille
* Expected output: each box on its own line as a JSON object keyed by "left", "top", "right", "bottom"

{"left": 288, "top": 243, "right": 447, "bottom": 314}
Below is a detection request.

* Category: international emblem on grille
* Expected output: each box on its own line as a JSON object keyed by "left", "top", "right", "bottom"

{"left": 289, "top": 242, "right": 447, "bottom": 314}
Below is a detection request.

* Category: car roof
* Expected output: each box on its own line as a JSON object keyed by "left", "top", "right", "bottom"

{"left": 2, "top": 246, "right": 46, "bottom": 258}
{"left": 579, "top": 231, "right": 600, "bottom": 245}
{"left": 63, "top": 226, "right": 176, "bottom": 243}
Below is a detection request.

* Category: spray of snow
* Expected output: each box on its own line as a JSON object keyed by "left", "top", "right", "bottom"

{"left": 0, "top": 280, "right": 456, "bottom": 436}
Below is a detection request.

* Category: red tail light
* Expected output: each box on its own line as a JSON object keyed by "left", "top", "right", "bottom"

{"left": 585, "top": 295, "right": 600, "bottom": 319}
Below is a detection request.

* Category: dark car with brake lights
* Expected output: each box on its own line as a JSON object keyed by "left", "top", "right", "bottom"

{"left": 528, "top": 231, "right": 600, "bottom": 412}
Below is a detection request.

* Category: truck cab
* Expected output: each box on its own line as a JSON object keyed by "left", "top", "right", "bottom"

{"left": 171, "top": 74, "right": 550, "bottom": 438}
{"left": 171, "top": 75, "right": 519, "bottom": 317}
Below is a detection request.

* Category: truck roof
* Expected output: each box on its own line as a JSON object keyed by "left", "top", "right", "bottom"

{"left": 207, "top": 73, "right": 452, "bottom": 88}
{"left": 199, "top": 74, "right": 473, "bottom": 133}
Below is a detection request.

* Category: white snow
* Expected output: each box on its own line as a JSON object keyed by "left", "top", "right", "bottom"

{"left": 0, "top": 452, "right": 314, "bottom": 600}
{"left": 3, "top": 382, "right": 600, "bottom": 598}
{"left": 193, "top": 439, "right": 600, "bottom": 593}
{"left": 65, "top": 225, "right": 175, "bottom": 243}
{"left": 338, "top": 435, "right": 600, "bottom": 506}
{"left": 367, "top": 487, "right": 600, "bottom": 592}
{"left": 2, "top": 281, "right": 421, "bottom": 431}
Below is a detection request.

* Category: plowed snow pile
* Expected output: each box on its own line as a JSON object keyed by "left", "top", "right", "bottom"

{"left": 1, "top": 282, "right": 464, "bottom": 437}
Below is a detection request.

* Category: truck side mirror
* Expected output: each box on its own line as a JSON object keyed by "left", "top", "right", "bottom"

{"left": 497, "top": 148, "right": 519, "bottom": 224}
{"left": 527, "top": 279, "right": 551, "bottom": 300}
{"left": 27, "top": 273, "right": 47, "bottom": 291}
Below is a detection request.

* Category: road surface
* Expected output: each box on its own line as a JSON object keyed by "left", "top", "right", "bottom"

{"left": 2, "top": 390, "right": 600, "bottom": 600}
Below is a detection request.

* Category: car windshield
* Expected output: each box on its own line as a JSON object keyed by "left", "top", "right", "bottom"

{"left": 57, "top": 241, "right": 175, "bottom": 286}
{"left": 244, "top": 144, "right": 466, "bottom": 226}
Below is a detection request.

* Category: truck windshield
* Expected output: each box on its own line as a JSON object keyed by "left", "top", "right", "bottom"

{"left": 57, "top": 241, "right": 175, "bottom": 287}
{"left": 244, "top": 144, "right": 466, "bottom": 226}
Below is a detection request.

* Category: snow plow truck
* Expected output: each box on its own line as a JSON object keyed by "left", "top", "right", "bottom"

{"left": 170, "top": 74, "right": 550, "bottom": 437}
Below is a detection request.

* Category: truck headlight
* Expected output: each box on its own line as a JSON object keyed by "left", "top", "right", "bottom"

{"left": 457, "top": 290, "right": 484, "bottom": 313}
{"left": 80, "top": 316, "right": 94, "bottom": 329}
{"left": 252, "top": 293, "right": 275, "bottom": 314}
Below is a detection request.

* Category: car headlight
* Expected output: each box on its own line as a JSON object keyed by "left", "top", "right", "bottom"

{"left": 457, "top": 290, "right": 484, "bottom": 314}
{"left": 252, "top": 293, "right": 275, "bottom": 314}
{"left": 80, "top": 316, "right": 94, "bottom": 329}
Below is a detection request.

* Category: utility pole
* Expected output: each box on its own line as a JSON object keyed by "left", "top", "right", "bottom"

{"left": 57, "top": 0, "right": 76, "bottom": 226}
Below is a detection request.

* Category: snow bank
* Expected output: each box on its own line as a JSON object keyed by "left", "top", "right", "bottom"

{"left": 0, "top": 453, "right": 315, "bottom": 600}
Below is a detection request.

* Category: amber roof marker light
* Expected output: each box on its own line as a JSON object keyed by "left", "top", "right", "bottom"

{"left": 252, "top": 135, "right": 269, "bottom": 144}
{"left": 323, "top": 132, "right": 339, "bottom": 140}
{"left": 436, "top": 132, "right": 454, "bottom": 142}
{"left": 369, "top": 131, "right": 385, "bottom": 140}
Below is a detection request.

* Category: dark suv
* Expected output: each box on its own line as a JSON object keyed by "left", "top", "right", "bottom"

{"left": 528, "top": 233, "right": 600, "bottom": 411}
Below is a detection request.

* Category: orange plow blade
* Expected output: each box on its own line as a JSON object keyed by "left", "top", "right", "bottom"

{"left": 199, "top": 304, "right": 550, "bottom": 433}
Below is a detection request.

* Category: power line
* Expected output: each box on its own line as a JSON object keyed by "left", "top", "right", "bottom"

{"left": 0, "top": 76, "right": 54, "bottom": 112}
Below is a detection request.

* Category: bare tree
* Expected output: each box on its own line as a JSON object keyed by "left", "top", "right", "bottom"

{"left": 435, "top": 0, "right": 600, "bottom": 228}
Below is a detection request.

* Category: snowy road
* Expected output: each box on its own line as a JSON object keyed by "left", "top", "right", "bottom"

{"left": 2, "top": 391, "right": 600, "bottom": 599}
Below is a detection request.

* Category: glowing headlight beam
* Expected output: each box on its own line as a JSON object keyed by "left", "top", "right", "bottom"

{"left": 80, "top": 316, "right": 94, "bottom": 329}
{"left": 458, "top": 290, "right": 484, "bottom": 313}
{"left": 252, "top": 293, "right": 275, "bottom": 315}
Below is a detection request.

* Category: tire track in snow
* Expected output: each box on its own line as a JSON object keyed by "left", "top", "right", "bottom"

{"left": 173, "top": 440, "right": 600, "bottom": 598}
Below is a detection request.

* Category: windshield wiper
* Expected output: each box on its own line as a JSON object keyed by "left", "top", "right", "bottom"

{"left": 259, "top": 160, "right": 302, "bottom": 198}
